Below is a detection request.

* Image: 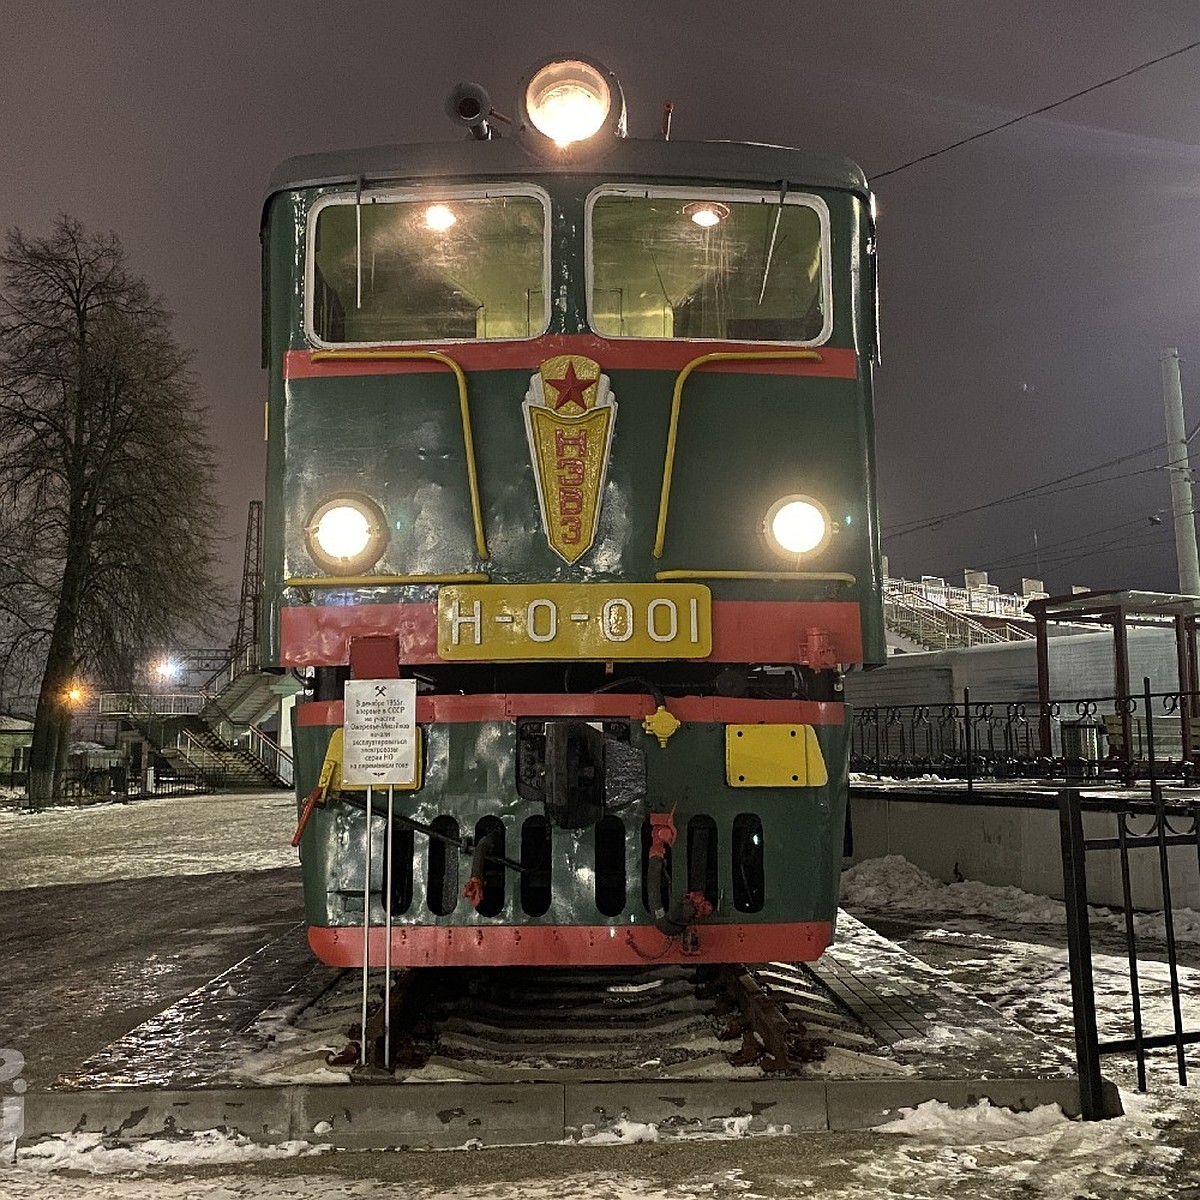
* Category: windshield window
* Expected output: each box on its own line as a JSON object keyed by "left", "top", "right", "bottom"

{"left": 589, "top": 189, "right": 829, "bottom": 342}
{"left": 309, "top": 190, "right": 548, "bottom": 343}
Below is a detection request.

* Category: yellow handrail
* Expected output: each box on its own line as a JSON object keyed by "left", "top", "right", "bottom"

{"left": 285, "top": 572, "right": 490, "bottom": 588}
{"left": 654, "top": 569, "right": 856, "bottom": 584}
{"left": 653, "top": 351, "right": 824, "bottom": 559}
{"left": 310, "top": 349, "right": 489, "bottom": 560}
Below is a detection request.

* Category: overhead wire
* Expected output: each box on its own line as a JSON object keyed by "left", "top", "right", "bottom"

{"left": 934, "top": 509, "right": 1192, "bottom": 579}
{"left": 884, "top": 443, "right": 1165, "bottom": 539}
{"left": 871, "top": 38, "right": 1200, "bottom": 181}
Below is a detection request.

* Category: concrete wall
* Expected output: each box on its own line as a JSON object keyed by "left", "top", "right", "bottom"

{"left": 849, "top": 793, "right": 1200, "bottom": 910}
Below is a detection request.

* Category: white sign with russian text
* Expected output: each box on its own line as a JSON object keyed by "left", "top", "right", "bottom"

{"left": 342, "top": 679, "right": 418, "bottom": 786}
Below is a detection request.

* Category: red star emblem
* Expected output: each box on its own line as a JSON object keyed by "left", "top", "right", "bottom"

{"left": 545, "top": 362, "right": 597, "bottom": 411}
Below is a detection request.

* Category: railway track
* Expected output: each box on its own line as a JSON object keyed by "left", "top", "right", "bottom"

{"left": 285, "top": 961, "right": 882, "bottom": 1084}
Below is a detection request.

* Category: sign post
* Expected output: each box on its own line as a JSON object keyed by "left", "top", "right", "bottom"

{"left": 344, "top": 679, "right": 418, "bottom": 1067}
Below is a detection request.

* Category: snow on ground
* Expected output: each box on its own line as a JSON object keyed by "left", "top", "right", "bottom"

{"left": 1, "top": 1091, "right": 1194, "bottom": 1200}
{"left": 0, "top": 791, "right": 297, "bottom": 888}
{"left": 842, "top": 852, "right": 1200, "bottom": 943}
{"left": 5, "top": 844, "right": 1200, "bottom": 1194}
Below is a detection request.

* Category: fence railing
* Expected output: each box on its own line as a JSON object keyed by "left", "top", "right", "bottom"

{"left": 97, "top": 692, "right": 205, "bottom": 717}
{"left": 883, "top": 576, "right": 1036, "bottom": 620}
{"left": 2, "top": 760, "right": 209, "bottom": 804}
{"left": 851, "top": 687, "right": 1200, "bottom": 787}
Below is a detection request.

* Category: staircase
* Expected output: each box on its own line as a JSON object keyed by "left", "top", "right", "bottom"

{"left": 171, "top": 720, "right": 291, "bottom": 790}
{"left": 96, "top": 502, "right": 293, "bottom": 792}
{"left": 884, "top": 578, "right": 1036, "bottom": 651}
{"left": 99, "top": 653, "right": 294, "bottom": 791}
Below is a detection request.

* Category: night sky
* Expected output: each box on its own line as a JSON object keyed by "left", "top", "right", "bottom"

{"left": 5, "top": 1, "right": 1200, "bottom": 603}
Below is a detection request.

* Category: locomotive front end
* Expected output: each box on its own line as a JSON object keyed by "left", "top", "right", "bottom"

{"left": 262, "top": 58, "right": 884, "bottom": 968}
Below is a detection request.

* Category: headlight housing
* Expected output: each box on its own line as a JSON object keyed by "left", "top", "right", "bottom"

{"left": 516, "top": 56, "right": 626, "bottom": 154}
{"left": 304, "top": 496, "right": 388, "bottom": 575}
{"left": 764, "top": 495, "right": 832, "bottom": 558}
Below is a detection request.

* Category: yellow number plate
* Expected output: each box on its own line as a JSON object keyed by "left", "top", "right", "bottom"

{"left": 438, "top": 584, "right": 712, "bottom": 661}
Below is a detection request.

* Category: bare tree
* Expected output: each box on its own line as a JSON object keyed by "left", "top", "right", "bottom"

{"left": 0, "top": 216, "right": 223, "bottom": 806}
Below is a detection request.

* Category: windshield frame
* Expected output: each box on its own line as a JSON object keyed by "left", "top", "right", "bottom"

{"left": 304, "top": 183, "right": 553, "bottom": 348}
{"left": 584, "top": 184, "right": 833, "bottom": 345}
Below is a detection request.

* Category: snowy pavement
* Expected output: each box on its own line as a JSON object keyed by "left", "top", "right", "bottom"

{"left": 3, "top": 792, "right": 1200, "bottom": 1194}
{"left": 0, "top": 791, "right": 297, "bottom": 888}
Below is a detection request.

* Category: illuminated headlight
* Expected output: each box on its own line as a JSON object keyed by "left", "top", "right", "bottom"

{"left": 765, "top": 495, "right": 832, "bottom": 557}
{"left": 518, "top": 56, "right": 625, "bottom": 151}
{"left": 304, "top": 496, "right": 387, "bottom": 574}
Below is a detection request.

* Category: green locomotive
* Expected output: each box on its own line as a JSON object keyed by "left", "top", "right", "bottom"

{"left": 265, "top": 56, "right": 884, "bottom": 967}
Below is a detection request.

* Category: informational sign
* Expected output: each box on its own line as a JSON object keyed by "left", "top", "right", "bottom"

{"left": 342, "top": 679, "right": 418, "bottom": 786}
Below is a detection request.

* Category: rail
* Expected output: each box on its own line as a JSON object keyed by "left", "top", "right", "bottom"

{"left": 97, "top": 692, "right": 205, "bottom": 717}
{"left": 883, "top": 588, "right": 1032, "bottom": 650}
{"left": 884, "top": 575, "right": 1036, "bottom": 620}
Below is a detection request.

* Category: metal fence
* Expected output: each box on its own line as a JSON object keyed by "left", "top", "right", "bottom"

{"left": 1059, "top": 786, "right": 1200, "bottom": 1117}
{"left": 851, "top": 686, "right": 1200, "bottom": 787}
{"left": 2, "top": 760, "right": 209, "bottom": 805}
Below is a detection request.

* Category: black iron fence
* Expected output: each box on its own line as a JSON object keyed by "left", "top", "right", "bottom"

{"left": 1059, "top": 786, "right": 1200, "bottom": 1117}
{"left": 853, "top": 678, "right": 1200, "bottom": 1118}
{"left": 851, "top": 686, "right": 1200, "bottom": 786}
{"left": 2, "top": 759, "right": 209, "bottom": 805}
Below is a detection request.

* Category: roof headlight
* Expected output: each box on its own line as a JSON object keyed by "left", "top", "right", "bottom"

{"left": 517, "top": 56, "right": 626, "bottom": 154}
{"left": 305, "top": 496, "right": 387, "bottom": 575}
{"left": 765, "top": 495, "right": 832, "bottom": 558}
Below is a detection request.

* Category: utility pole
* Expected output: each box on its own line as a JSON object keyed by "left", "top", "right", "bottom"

{"left": 1162, "top": 348, "right": 1200, "bottom": 595}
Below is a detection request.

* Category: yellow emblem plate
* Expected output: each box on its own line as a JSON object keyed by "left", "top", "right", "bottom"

{"left": 438, "top": 584, "right": 712, "bottom": 661}
{"left": 523, "top": 355, "right": 615, "bottom": 563}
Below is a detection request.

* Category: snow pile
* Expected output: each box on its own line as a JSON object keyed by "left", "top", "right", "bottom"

{"left": 17, "top": 1129, "right": 324, "bottom": 1173}
{"left": 860, "top": 1093, "right": 1186, "bottom": 1198}
{"left": 841, "top": 855, "right": 1068, "bottom": 923}
{"left": 578, "top": 1118, "right": 660, "bottom": 1145}
{"left": 842, "top": 854, "right": 1200, "bottom": 942}
{"left": 877, "top": 1098, "right": 1071, "bottom": 1140}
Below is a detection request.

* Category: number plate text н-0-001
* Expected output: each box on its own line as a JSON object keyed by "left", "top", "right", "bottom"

{"left": 436, "top": 583, "right": 712, "bottom": 661}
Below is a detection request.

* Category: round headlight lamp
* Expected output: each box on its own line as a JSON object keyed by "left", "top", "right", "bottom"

{"left": 764, "top": 495, "right": 832, "bottom": 558}
{"left": 305, "top": 496, "right": 387, "bottom": 575}
{"left": 516, "top": 56, "right": 626, "bottom": 154}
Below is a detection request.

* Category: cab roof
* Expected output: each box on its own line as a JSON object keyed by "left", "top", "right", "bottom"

{"left": 265, "top": 136, "right": 871, "bottom": 213}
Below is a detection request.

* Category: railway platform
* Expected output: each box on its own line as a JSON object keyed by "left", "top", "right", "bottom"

{"left": 19, "top": 910, "right": 1114, "bottom": 1150}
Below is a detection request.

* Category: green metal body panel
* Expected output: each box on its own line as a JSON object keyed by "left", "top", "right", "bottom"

{"left": 261, "top": 175, "right": 885, "bottom": 663}
{"left": 294, "top": 714, "right": 849, "bottom": 930}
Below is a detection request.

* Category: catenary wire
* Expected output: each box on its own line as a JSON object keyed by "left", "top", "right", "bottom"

{"left": 871, "top": 38, "right": 1200, "bottom": 181}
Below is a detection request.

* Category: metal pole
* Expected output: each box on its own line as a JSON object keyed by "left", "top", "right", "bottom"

{"left": 1115, "top": 806, "right": 1147, "bottom": 1092}
{"left": 964, "top": 687, "right": 973, "bottom": 797}
{"left": 384, "top": 783, "right": 394, "bottom": 1070}
{"left": 360, "top": 784, "right": 373, "bottom": 1067}
{"left": 1145, "top": 677, "right": 1188, "bottom": 1085}
{"left": 1163, "top": 348, "right": 1200, "bottom": 595}
{"left": 1058, "top": 788, "right": 1106, "bottom": 1119}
